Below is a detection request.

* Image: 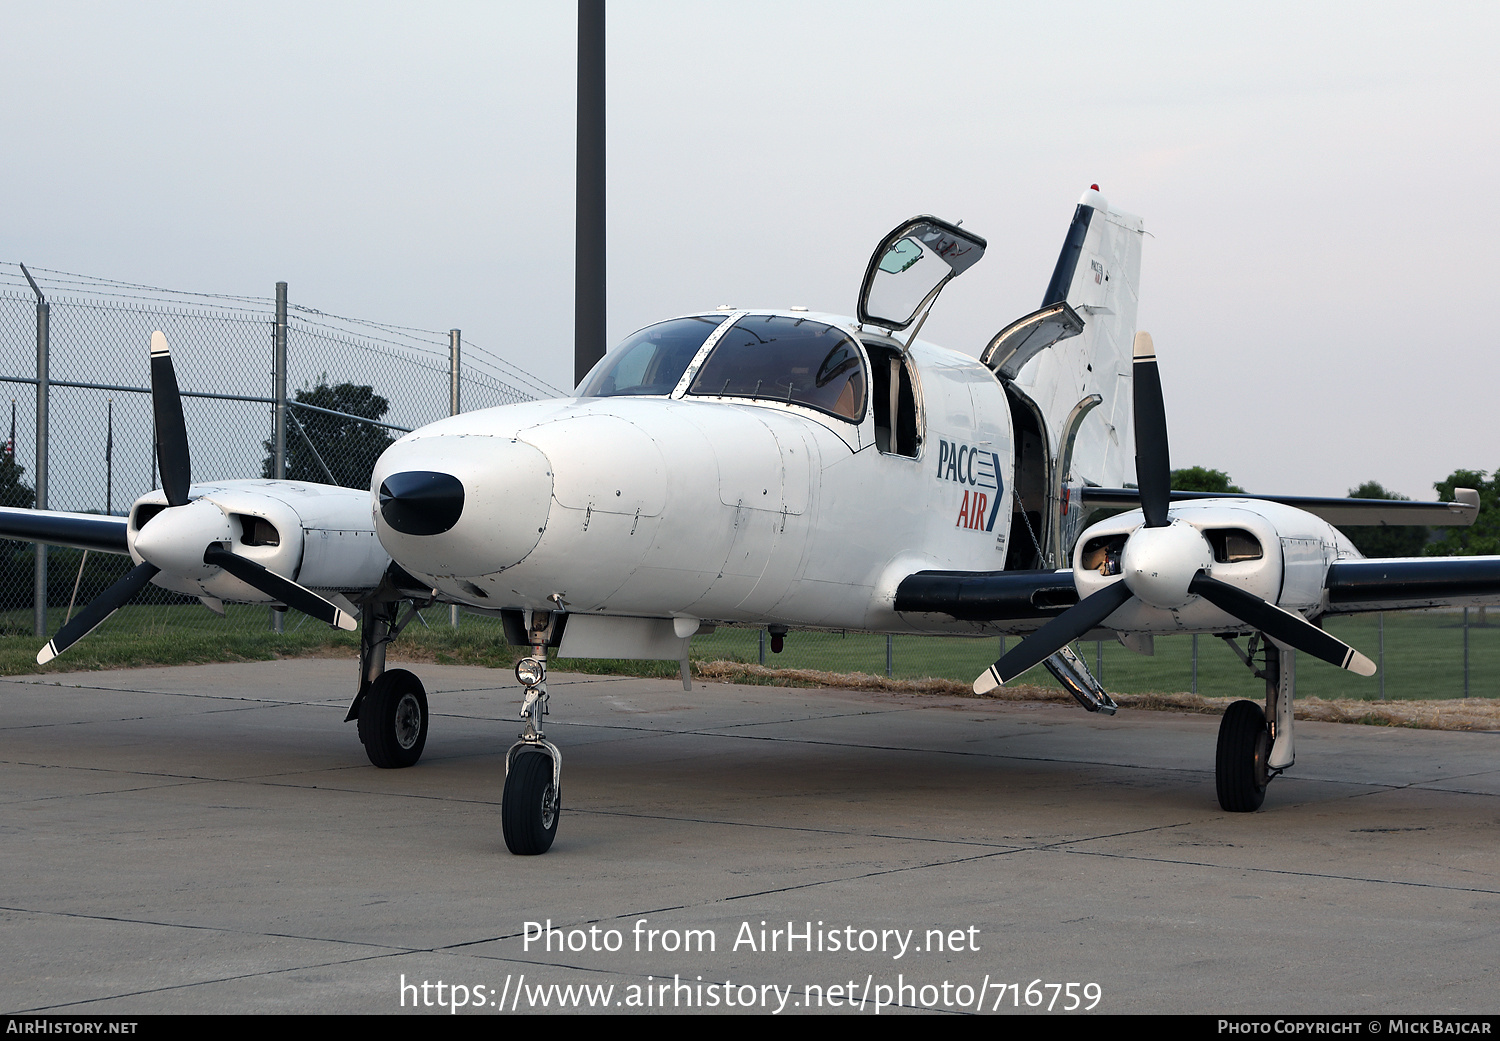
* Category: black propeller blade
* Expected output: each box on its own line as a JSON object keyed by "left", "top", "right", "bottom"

{"left": 1132, "top": 331, "right": 1171, "bottom": 528}
{"left": 1188, "top": 572, "right": 1375, "bottom": 676}
{"left": 150, "top": 330, "right": 192, "bottom": 507}
{"left": 204, "top": 546, "right": 356, "bottom": 631}
{"left": 974, "top": 579, "right": 1133, "bottom": 693}
{"left": 37, "top": 562, "right": 160, "bottom": 664}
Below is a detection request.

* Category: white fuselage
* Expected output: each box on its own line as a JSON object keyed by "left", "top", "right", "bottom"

{"left": 372, "top": 324, "right": 1019, "bottom": 634}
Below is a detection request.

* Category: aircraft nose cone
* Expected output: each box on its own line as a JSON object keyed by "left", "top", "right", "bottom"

{"left": 372, "top": 435, "right": 552, "bottom": 577}
{"left": 379, "top": 471, "right": 465, "bottom": 536}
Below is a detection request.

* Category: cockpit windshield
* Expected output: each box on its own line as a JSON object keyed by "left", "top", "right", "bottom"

{"left": 687, "top": 314, "right": 866, "bottom": 422}
{"left": 578, "top": 315, "right": 728, "bottom": 397}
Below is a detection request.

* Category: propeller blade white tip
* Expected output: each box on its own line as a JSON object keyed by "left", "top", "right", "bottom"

{"left": 1132, "top": 330, "right": 1155, "bottom": 361}
{"left": 1348, "top": 650, "right": 1377, "bottom": 677}
{"left": 335, "top": 611, "right": 358, "bottom": 632}
{"left": 150, "top": 330, "right": 170, "bottom": 357}
{"left": 973, "top": 667, "right": 1002, "bottom": 695}
{"left": 37, "top": 641, "right": 58, "bottom": 665}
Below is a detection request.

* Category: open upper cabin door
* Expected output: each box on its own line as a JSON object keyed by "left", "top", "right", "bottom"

{"left": 858, "top": 216, "right": 986, "bottom": 339}
{"left": 979, "top": 301, "right": 1085, "bottom": 380}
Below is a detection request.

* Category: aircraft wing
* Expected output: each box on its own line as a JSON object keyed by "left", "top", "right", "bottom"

{"left": 1323, "top": 556, "right": 1500, "bottom": 613}
{"left": 0, "top": 506, "right": 130, "bottom": 554}
{"left": 1080, "top": 488, "right": 1479, "bottom": 528}
{"left": 896, "top": 557, "right": 1500, "bottom": 625}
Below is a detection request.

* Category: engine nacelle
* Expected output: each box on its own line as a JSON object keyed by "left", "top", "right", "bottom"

{"left": 128, "top": 480, "right": 388, "bottom": 602}
{"left": 1073, "top": 499, "right": 1358, "bottom": 634}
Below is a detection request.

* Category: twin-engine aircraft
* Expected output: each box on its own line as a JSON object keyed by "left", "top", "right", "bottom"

{"left": 5, "top": 187, "right": 1498, "bottom": 856}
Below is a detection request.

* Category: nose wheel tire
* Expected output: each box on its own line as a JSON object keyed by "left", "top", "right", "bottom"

{"left": 503, "top": 750, "right": 560, "bottom": 855}
{"left": 1216, "top": 699, "right": 1271, "bottom": 812}
{"left": 358, "top": 669, "right": 429, "bottom": 769}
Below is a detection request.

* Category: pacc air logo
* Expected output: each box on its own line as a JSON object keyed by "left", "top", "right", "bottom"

{"left": 936, "top": 440, "right": 1003, "bottom": 532}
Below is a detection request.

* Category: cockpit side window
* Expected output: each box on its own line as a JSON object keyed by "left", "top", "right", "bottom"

{"left": 687, "top": 315, "right": 867, "bottom": 422}
{"left": 578, "top": 316, "right": 727, "bottom": 397}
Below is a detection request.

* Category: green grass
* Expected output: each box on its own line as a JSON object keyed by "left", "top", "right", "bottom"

{"left": 0, "top": 603, "right": 1493, "bottom": 701}
{"left": 691, "top": 612, "right": 1500, "bottom": 701}
{"left": 0, "top": 603, "right": 691, "bottom": 680}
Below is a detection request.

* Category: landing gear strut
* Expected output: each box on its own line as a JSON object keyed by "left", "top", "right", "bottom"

{"left": 346, "top": 571, "right": 434, "bottom": 769}
{"left": 503, "top": 611, "right": 563, "bottom": 855}
{"left": 1215, "top": 636, "right": 1295, "bottom": 812}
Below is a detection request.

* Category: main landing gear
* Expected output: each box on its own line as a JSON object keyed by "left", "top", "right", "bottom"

{"left": 346, "top": 576, "right": 433, "bottom": 769}
{"left": 1215, "top": 636, "right": 1296, "bottom": 812}
{"left": 503, "top": 610, "right": 563, "bottom": 855}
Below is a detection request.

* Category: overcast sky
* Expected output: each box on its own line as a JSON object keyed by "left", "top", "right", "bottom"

{"left": 3, "top": 0, "right": 1496, "bottom": 500}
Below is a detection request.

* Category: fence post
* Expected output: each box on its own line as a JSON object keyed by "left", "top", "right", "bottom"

{"left": 450, "top": 328, "right": 462, "bottom": 630}
{"left": 885, "top": 634, "right": 893, "bottom": 677}
{"left": 271, "top": 282, "right": 288, "bottom": 634}
{"left": 1378, "top": 612, "right": 1385, "bottom": 701}
{"left": 758, "top": 628, "right": 766, "bottom": 665}
{"left": 1463, "top": 606, "right": 1470, "bottom": 698}
{"left": 1191, "top": 633, "right": 1198, "bottom": 695}
{"left": 21, "top": 264, "right": 48, "bottom": 637}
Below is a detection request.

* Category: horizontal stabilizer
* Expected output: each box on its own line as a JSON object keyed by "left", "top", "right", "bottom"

{"left": 1080, "top": 488, "right": 1480, "bottom": 528}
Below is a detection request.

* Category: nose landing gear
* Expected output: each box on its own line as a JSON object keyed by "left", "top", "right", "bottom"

{"left": 502, "top": 613, "right": 563, "bottom": 855}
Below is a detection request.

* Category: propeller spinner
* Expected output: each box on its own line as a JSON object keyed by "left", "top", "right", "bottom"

{"left": 973, "top": 332, "right": 1374, "bottom": 694}
{"left": 37, "top": 332, "right": 356, "bottom": 665}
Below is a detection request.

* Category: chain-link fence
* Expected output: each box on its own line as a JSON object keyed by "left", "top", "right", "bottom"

{"left": 0, "top": 263, "right": 1493, "bottom": 701}
{"left": 0, "top": 263, "right": 562, "bottom": 638}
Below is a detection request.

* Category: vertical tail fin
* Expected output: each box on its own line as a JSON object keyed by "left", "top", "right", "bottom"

{"left": 1011, "top": 186, "right": 1144, "bottom": 492}
{"left": 982, "top": 187, "right": 1145, "bottom": 566}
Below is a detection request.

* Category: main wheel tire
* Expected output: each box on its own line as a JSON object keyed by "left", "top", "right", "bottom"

{"left": 1216, "top": 699, "right": 1270, "bottom": 812}
{"left": 357, "top": 669, "right": 428, "bottom": 769}
{"left": 503, "top": 751, "right": 559, "bottom": 855}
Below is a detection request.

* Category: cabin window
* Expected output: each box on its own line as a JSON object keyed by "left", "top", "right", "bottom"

{"left": 687, "top": 315, "right": 867, "bottom": 422}
{"left": 578, "top": 316, "right": 727, "bottom": 397}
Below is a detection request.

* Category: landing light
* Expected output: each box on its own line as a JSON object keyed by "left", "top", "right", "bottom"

{"left": 515, "top": 657, "right": 546, "bottom": 687}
